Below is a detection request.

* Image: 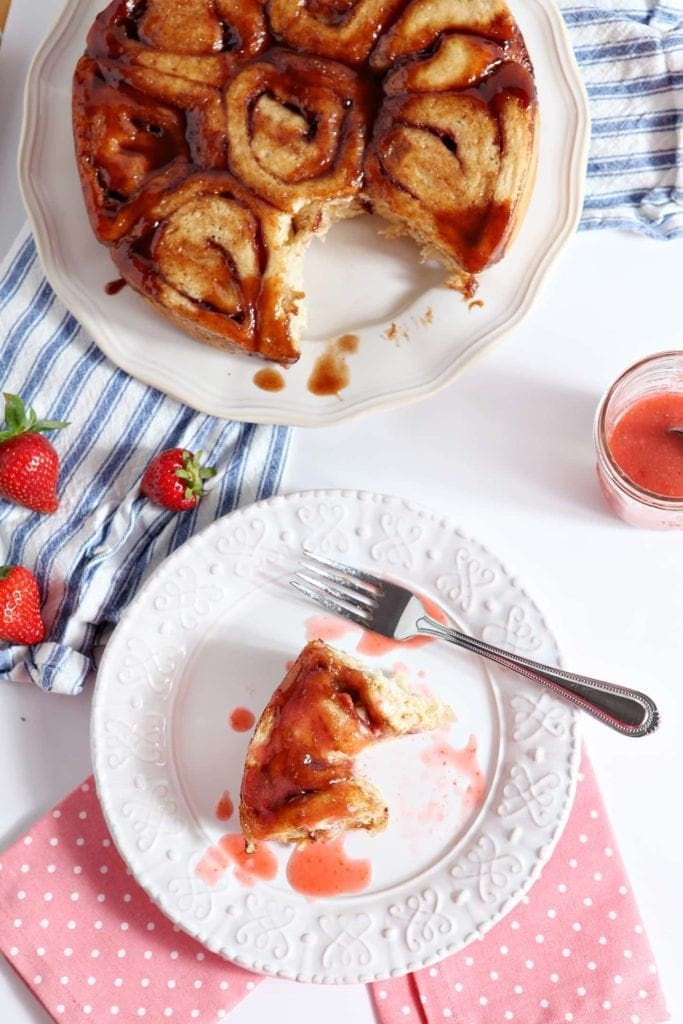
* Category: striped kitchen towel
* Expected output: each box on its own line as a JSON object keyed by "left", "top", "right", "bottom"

{"left": 0, "top": 226, "right": 290, "bottom": 696}
{"left": 563, "top": 0, "right": 683, "bottom": 237}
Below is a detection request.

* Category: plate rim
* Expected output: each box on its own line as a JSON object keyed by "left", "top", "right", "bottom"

{"left": 18, "top": 0, "right": 590, "bottom": 427}
{"left": 91, "top": 488, "right": 581, "bottom": 983}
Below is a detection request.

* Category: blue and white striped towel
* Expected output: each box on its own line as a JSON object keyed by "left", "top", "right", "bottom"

{"left": 0, "top": 227, "right": 290, "bottom": 696}
{"left": 564, "top": 0, "right": 683, "bottom": 236}
{"left": 1, "top": 0, "right": 681, "bottom": 693}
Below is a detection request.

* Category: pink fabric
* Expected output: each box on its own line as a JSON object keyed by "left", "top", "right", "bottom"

{"left": 0, "top": 757, "right": 670, "bottom": 1024}
{"left": 0, "top": 777, "right": 261, "bottom": 1021}
{"left": 370, "top": 754, "right": 669, "bottom": 1024}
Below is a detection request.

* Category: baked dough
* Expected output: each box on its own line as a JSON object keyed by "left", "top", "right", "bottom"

{"left": 73, "top": 0, "right": 538, "bottom": 363}
{"left": 239, "top": 640, "right": 453, "bottom": 850}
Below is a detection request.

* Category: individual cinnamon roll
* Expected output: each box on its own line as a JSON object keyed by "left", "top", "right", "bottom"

{"left": 225, "top": 49, "right": 373, "bottom": 221}
{"left": 267, "top": 0, "right": 408, "bottom": 65}
{"left": 369, "top": 0, "right": 525, "bottom": 71}
{"left": 73, "top": 55, "right": 196, "bottom": 242}
{"left": 110, "top": 173, "right": 303, "bottom": 363}
{"left": 364, "top": 69, "right": 537, "bottom": 279}
{"left": 88, "top": 0, "right": 270, "bottom": 62}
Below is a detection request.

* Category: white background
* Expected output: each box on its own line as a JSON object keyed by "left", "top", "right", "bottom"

{"left": 0, "top": 2, "right": 682, "bottom": 1023}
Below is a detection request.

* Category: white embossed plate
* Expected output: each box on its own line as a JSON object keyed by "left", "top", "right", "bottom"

{"left": 92, "top": 490, "right": 580, "bottom": 983}
{"left": 19, "top": 0, "right": 589, "bottom": 426}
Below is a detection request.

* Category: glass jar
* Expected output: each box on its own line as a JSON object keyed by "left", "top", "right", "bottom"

{"left": 594, "top": 351, "right": 683, "bottom": 529}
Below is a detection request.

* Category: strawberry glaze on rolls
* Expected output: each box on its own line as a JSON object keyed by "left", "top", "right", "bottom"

{"left": 364, "top": 66, "right": 537, "bottom": 279}
{"left": 87, "top": 0, "right": 271, "bottom": 60}
{"left": 110, "top": 173, "right": 302, "bottom": 363}
{"left": 73, "top": 0, "right": 539, "bottom": 363}
{"left": 267, "top": 0, "right": 409, "bottom": 65}
{"left": 225, "top": 48, "right": 374, "bottom": 219}
{"left": 365, "top": 0, "right": 538, "bottom": 285}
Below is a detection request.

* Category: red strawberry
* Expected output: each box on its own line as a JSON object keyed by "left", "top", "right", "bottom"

{"left": 0, "top": 565, "right": 45, "bottom": 645}
{"left": 0, "top": 393, "right": 68, "bottom": 514}
{"left": 140, "top": 447, "right": 216, "bottom": 511}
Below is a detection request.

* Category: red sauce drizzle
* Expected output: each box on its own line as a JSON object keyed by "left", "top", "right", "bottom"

{"left": 229, "top": 707, "right": 255, "bottom": 732}
{"left": 307, "top": 334, "right": 359, "bottom": 396}
{"left": 304, "top": 614, "right": 355, "bottom": 643}
{"left": 195, "top": 833, "right": 278, "bottom": 888}
{"left": 421, "top": 732, "right": 486, "bottom": 817}
{"left": 215, "top": 790, "right": 234, "bottom": 822}
{"left": 304, "top": 595, "right": 449, "bottom": 656}
{"left": 104, "top": 277, "right": 127, "bottom": 295}
{"left": 286, "top": 836, "right": 372, "bottom": 897}
{"left": 356, "top": 593, "right": 448, "bottom": 656}
{"left": 253, "top": 367, "right": 286, "bottom": 392}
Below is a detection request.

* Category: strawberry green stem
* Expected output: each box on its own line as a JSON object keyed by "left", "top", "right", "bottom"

{"left": 175, "top": 450, "right": 217, "bottom": 501}
{"left": 0, "top": 393, "right": 69, "bottom": 443}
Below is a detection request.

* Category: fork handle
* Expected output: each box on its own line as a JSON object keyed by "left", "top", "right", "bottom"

{"left": 416, "top": 616, "right": 659, "bottom": 737}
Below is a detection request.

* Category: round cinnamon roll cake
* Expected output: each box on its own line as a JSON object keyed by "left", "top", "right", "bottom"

{"left": 73, "top": 0, "right": 538, "bottom": 365}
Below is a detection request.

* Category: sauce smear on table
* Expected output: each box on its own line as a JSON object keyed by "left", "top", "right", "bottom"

{"left": 608, "top": 393, "right": 683, "bottom": 497}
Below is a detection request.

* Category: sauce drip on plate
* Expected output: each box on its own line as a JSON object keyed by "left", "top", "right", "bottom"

{"left": 307, "top": 334, "right": 359, "bottom": 396}
{"left": 229, "top": 707, "right": 255, "bottom": 732}
{"left": 287, "top": 836, "right": 372, "bottom": 897}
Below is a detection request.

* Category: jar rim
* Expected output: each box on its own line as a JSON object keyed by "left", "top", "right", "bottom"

{"left": 594, "top": 350, "right": 683, "bottom": 508}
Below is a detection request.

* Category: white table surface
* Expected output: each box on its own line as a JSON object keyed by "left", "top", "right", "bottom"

{"left": 1, "top": 3, "right": 682, "bottom": 1023}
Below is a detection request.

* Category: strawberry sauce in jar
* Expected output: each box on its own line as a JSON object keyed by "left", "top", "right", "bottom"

{"left": 594, "top": 352, "right": 683, "bottom": 528}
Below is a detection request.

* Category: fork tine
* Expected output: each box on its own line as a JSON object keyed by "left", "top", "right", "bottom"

{"left": 297, "top": 563, "right": 378, "bottom": 607}
{"left": 290, "top": 580, "right": 372, "bottom": 630}
{"left": 301, "top": 549, "right": 381, "bottom": 590}
{"left": 294, "top": 571, "right": 376, "bottom": 611}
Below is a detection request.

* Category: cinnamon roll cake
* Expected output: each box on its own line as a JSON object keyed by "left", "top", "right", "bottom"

{"left": 73, "top": 0, "right": 538, "bottom": 364}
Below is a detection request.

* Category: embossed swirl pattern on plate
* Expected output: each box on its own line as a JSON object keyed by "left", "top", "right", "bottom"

{"left": 92, "top": 489, "right": 580, "bottom": 983}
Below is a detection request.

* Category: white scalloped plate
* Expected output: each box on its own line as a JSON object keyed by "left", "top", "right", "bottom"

{"left": 91, "top": 490, "right": 580, "bottom": 983}
{"left": 19, "top": 0, "right": 588, "bottom": 426}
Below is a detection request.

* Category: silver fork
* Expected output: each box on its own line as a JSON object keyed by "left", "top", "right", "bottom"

{"left": 291, "top": 551, "right": 660, "bottom": 738}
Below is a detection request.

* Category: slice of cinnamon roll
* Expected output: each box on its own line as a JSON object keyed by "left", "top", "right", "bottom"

{"left": 110, "top": 173, "right": 304, "bottom": 363}
{"left": 239, "top": 640, "right": 454, "bottom": 850}
{"left": 369, "top": 0, "right": 524, "bottom": 71}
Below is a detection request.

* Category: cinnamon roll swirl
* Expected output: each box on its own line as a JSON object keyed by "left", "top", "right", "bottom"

{"left": 88, "top": 0, "right": 270, "bottom": 62}
{"left": 225, "top": 49, "right": 373, "bottom": 219}
{"left": 364, "top": 66, "right": 537, "bottom": 278}
{"left": 110, "top": 173, "right": 302, "bottom": 362}
{"left": 73, "top": 0, "right": 538, "bottom": 364}
{"left": 267, "top": 0, "right": 408, "bottom": 65}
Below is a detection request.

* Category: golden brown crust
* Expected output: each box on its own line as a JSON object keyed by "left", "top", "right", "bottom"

{"left": 239, "top": 640, "right": 453, "bottom": 850}
{"left": 110, "top": 172, "right": 302, "bottom": 363}
{"left": 73, "top": 0, "right": 538, "bottom": 363}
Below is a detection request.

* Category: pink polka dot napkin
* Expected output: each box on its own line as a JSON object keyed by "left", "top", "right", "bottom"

{"left": 370, "top": 753, "right": 669, "bottom": 1024}
{"left": 0, "top": 778, "right": 261, "bottom": 1021}
{"left": 0, "top": 756, "right": 670, "bottom": 1024}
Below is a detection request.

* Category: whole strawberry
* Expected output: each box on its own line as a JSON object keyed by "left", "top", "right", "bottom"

{"left": 140, "top": 448, "right": 216, "bottom": 512}
{"left": 0, "top": 565, "right": 45, "bottom": 645}
{"left": 0, "top": 393, "right": 68, "bottom": 514}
